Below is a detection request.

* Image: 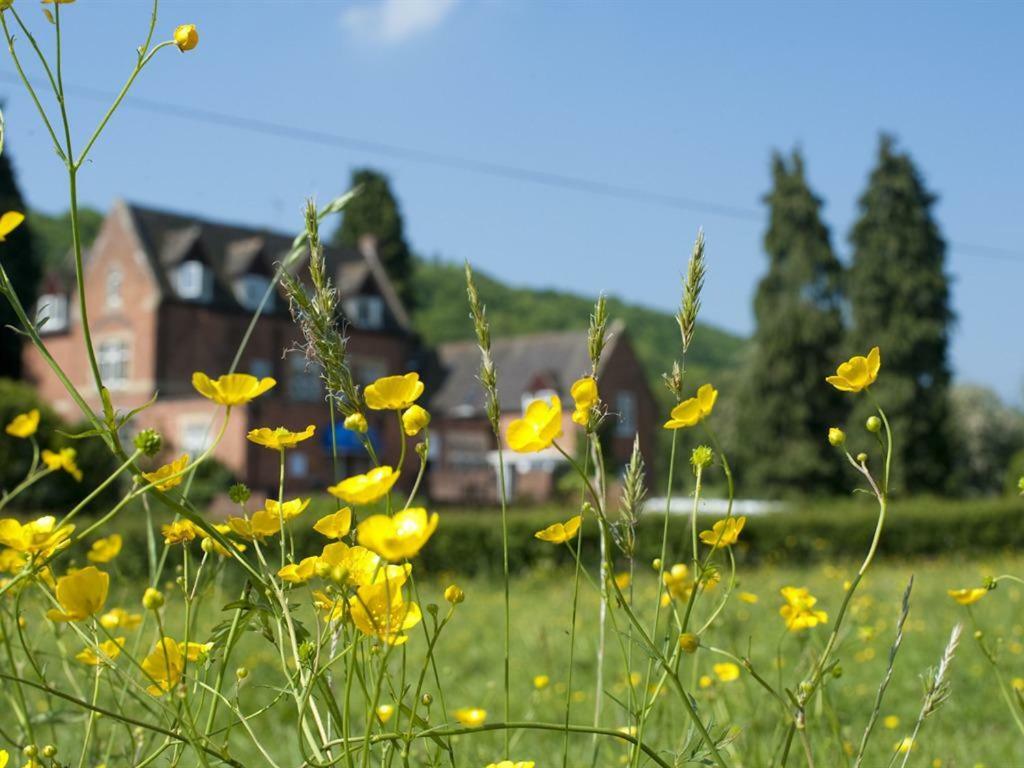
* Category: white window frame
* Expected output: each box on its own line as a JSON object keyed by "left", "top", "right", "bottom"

{"left": 37, "top": 293, "right": 68, "bottom": 333}
{"left": 97, "top": 338, "right": 130, "bottom": 389}
{"left": 344, "top": 295, "right": 385, "bottom": 329}
{"left": 175, "top": 260, "right": 210, "bottom": 301}
{"left": 179, "top": 417, "right": 212, "bottom": 455}
{"left": 105, "top": 267, "right": 123, "bottom": 311}
{"left": 286, "top": 451, "right": 310, "bottom": 479}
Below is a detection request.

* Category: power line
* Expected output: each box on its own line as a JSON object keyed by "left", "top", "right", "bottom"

{"left": 2, "top": 70, "right": 1023, "bottom": 263}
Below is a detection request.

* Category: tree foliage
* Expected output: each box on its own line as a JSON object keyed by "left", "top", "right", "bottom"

{"left": 847, "top": 135, "right": 955, "bottom": 493}
{"left": 332, "top": 168, "right": 416, "bottom": 313}
{"left": 735, "top": 150, "right": 846, "bottom": 496}
{"left": 0, "top": 146, "right": 39, "bottom": 378}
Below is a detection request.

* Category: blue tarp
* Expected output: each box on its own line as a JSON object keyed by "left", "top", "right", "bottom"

{"left": 322, "top": 423, "right": 381, "bottom": 456}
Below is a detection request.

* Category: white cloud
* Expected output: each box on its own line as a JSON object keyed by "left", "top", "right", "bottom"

{"left": 341, "top": 0, "right": 459, "bottom": 45}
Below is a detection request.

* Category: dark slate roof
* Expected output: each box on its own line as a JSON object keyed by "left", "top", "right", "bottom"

{"left": 116, "top": 201, "right": 410, "bottom": 331}
{"left": 430, "top": 322, "right": 624, "bottom": 417}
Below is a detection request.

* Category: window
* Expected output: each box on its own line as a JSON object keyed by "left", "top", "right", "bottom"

{"left": 37, "top": 294, "right": 68, "bottom": 333}
{"left": 180, "top": 418, "right": 212, "bottom": 454}
{"left": 343, "top": 295, "right": 385, "bottom": 329}
{"left": 250, "top": 358, "right": 273, "bottom": 381}
{"left": 105, "top": 268, "right": 123, "bottom": 310}
{"left": 288, "top": 355, "right": 320, "bottom": 402}
{"left": 234, "top": 274, "right": 273, "bottom": 312}
{"left": 175, "top": 260, "right": 210, "bottom": 301}
{"left": 615, "top": 391, "right": 637, "bottom": 437}
{"left": 98, "top": 339, "right": 130, "bottom": 388}
{"left": 286, "top": 451, "right": 310, "bottom": 479}
{"left": 353, "top": 358, "right": 387, "bottom": 387}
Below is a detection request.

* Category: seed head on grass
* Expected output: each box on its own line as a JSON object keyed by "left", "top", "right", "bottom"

{"left": 465, "top": 262, "right": 500, "bottom": 433}
{"left": 677, "top": 228, "right": 706, "bottom": 354}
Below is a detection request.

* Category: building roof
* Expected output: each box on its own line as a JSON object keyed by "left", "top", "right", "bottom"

{"left": 107, "top": 200, "right": 410, "bottom": 331}
{"left": 430, "top": 322, "right": 625, "bottom": 417}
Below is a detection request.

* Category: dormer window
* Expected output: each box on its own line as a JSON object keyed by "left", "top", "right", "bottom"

{"left": 175, "top": 260, "right": 211, "bottom": 301}
{"left": 235, "top": 274, "right": 273, "bottom": 312}
{"left": 37, "top": 293, "right": 68, "bottom": 333}
{"left": 343, "top": 295, "right": 384, "bottom": 329}
{"left": 105, "top": 268, "right": 123, "bottom": 310}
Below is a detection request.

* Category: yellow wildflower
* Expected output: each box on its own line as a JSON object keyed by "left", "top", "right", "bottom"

{"left": 278, "top": 557, "right": 318, "bottom": 585}
{"left": 698, "top": 675, "right": 713, "bottom": 689}
{"left": 699, "top": 516, "right": 746, "bottom": 549}
{"left": 883, "top": 715, "right": 900, "bottom": 730}
{"left": 614, "top": 572, "right": 631, "bottom": 590}
{"left": 161, "top": 519, "right": 199, "bottom": 545}
{"left": 312, "top": 589, "right": 345, "bottom": 622}
{"left": 226, "top": 509, "right": 282, "bottom": 541}
{"left": 46, "top": 566, "right": 109, "bottom": 622}
{"left": 99, "top": 607, "right": 142, "bottom": 631}
{"left": 349, "top": 571, "right": 422, "bottom": 645}
{"left": 738, "top": 591, "right": 759, "bottom": 604}
{"left": 662, "top": 563, "right": 693, "bottom": 602}
{"left": 664, "top": 383, "right": 717, "bottom": 430}
{"left": 444, "top": 584, "right": 465, "bottom": 604}
{"left": 313, "top": 508, "right": 353, "bottom": 539}
{"left": 534, "top": 515, "right": 581, "bottom": 544}
{"left": 76, "top": 637, "right": 125, "bottom": 666}
{"left": 713, "top": 662, "right": 740, "bottom": 682}
{"left": 780, "top": 586, "right": 828, "bottom": 631}
{"left": 533, "top": 674, "right": 550, "bottom": 690}
{"left": 0, "top": 516, "right": 74, "bottom": 557}
{"left": 570, "top": 376, "right": 598, "bottom": 427}
{"left": 142, "top": 587, "right": 164, "bottom": 610}
{"left": 507, "top": 395, "right": 562, "bottom": 452}
{"left": 173, "top": 24, "right": 199, "bottom": 52}
{"left": 318, "top": 541, "right": 407, "bottom": 587}
{"left": 826, "top": 346, "right": 881, "bottom": 393}
{"left": 948, "top": 587, "right": 987, "bottom": 606}
{"left": 191, "top": 372, "right": 275, "bottom": 406}
{"left": 86, "top": 534, "right": 122, "bottom": 563}
{"left": 376, "top": 704, "right": 395, "bottom": 724}
{"left": 328, "top": 466, "right": 400, "bottom": 505}
{"left": 485, "top": 763, "right": 535, "bottom": 768}
{"left": 141, "top": 637, "right": 183, "bottom": 696}
{"left": 5, "top": 409, "right": 39, "bottom": 438}
{"left": 828, "top": 427, "right": 846, "bottom": 446}
{"left": 357, "top": 507, "right": 439, "bottom": 561}
{"left": 0, "top": 548, "right": 26, "bottom": 573}
{"left": 453, "top": 707, "right": 487, "bottom": 727}
{"left": 0, "top": 210, "right": 24, "bottom": 240}
{"left": 142, "top": 454, "right": 190, "bottom": 492}
{"left": 265, "top": 497, "right": 310, "bottom": 521}
{"left": 198, "top": 524, "right": 247, "bottom": 557}
{"left": 246, "top": 425, "right": 315, "bottom": 450}
{"left": 344, "top": 412, "right": 368, "bottom": 433}
{"left": 41, "top": 447, "right": 83, "bottom": 481}
{"left": 364, "top": 372, "right": 424, "bottom": 410}
{"left": 893, "top": 737, "right": 915, "bottom": 754}
{"left": 401, "top": 404, "right": 431, "bottom": 436}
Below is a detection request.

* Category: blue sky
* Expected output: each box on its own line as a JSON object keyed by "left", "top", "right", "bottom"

{"left": 3, "top": 1, "right": 1022, "bottom": 403}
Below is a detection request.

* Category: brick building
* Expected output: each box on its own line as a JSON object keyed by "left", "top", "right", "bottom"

{"left": 23, "top": 201, "right": 417, "bottom": 495}
{"left": 427, "top": 323, "right": 658, "bottom": 504}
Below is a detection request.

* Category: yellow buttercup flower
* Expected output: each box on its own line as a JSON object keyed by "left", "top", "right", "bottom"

{"left": 46, "top": 566, "right": 109, "bottom": 622}
{"left": 883, "top": 715, "right": 900, "bottom": 730}
{"left": 344, "top": 412, "right": 368, "bottom": 433}
{"left": 0, "top": 548, "right": 26, "bottom": 573}
{"left": 662, "top": 563, "right": 693, "bottom": 602}
{"left": 357, "top": 507, "right": 439, "bottom": 561}
{"left": 444, "top": 584, "right": 465, "bottom": 604}
{"left": 179, "top": 640, "right": 213, "bottom": 662}
{"left": 99, "top": 607, "right": 142, "bottom": 631}
{"left": 507, "top": 395, "right": 562, "bottom": 453}
{"left": 226, "top": 509, "right": 282, "bottom": 541}
{"left": 192, "top": 372, "right": 275, "bottom": 406}
{"left": 317, "top": 541, "right": 407, "bottom": 587}
{"left": 246, "top": 425, "right": 315, "bottom": 450}
{"left": 142, "top": 454, "right": 190, "bottom": 491}
{"left": 174, "top": 24, "right": 199, "bottom": 52}
{"left": 76, "top": 637, "right": 125, "bottom": 666}
{"left": 947, "top": 587, "right": 987, "bottom": 606}
{"left": 698, "top": 516, "right": 746, "bottom": 549}
{"left": 328, "top": 466, "right": 400, "bottom": 505}
{"left": 348, "top": 571, "right": 422, "bottom": 645}
{"left": 312, "top": 589, "right": 345, "bottom": 623}
{"left": 401, "top": 404, "right": 431, "bottom": 436}
{"left": 86, "top": 534, "right": 122, "bottom": 563}
{"left": 0, "top": 210, "right": 24, "bottom": 241}
{"left": 364, "top": 372, "right": 424, "bottom": 410}
{"left": 780, "top": 586, "right": 828, "bottom": 631}
{"left": 278, "top": 557, "right": 318, "bottom": 584}
{"left": 376, "top": 704, "right": 395, "bottom": 724}
{"left": 533, "top": 674, "right": 550, "bottom": 690}
{"left": 664, "top": 383, "right": 717, "bottom": 430}
{"left": 737, "top": 591, "right": 759, "bottom": 604}
{"left": 713, "top": 662, "right": 740, "bottom": 682}
{"left": 265, "top": 497, "right": 310, "bottom": 521}
{"left": 534, "top": 515, "right": 581, "bottom": 544}
{"left": 893, "top": 737, "right": 915, "bottom": 754}
{"left": 161, "top": 519, "right": 199, "bottom": 545}
{"left": 5, "top": 409, "right": 39, "bottom": 438}
{"left": 486, "top": 763, "right": 535, "bottom": 768}
{"left": 614, "top": 572, "right": 631, "bottom": 590}
{"left": 826, "top": 346, "right": 881, "bottom": 393}
{"left": 42, "top": 447, "right": 83, "bottom": 481}
{"left": 570, "top": 376, "right": 599, "bottom": 427}
{"left": 313, "top": 508, "right": 353, "bottom": 539}
{"left": 142, "top": 587, "right": 164, "bottom": 610}
{"left": 0, "top": 515, "right": 74, "bottom": 557}
{"left": 453, "top": 707, "right": 487, "bottom": 727}
{"left": 198, "top": 524, "right": 247, "bottom": 557}
{"left": 141, "top": 637, "right": 183, "bottom": 696}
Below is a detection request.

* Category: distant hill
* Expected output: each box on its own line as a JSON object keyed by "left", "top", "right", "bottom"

{"left": 412, "top": 257, "right": 747, "bottom": 404}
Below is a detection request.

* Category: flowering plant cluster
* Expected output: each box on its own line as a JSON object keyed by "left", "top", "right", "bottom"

{"left": 0, "top": 4, "right": 1020, "bottom": 767}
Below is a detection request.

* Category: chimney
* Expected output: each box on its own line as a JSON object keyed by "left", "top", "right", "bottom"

{"left": 357, "top": 233, "right": 379, "bottom": 262}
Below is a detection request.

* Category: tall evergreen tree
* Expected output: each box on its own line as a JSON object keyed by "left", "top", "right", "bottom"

{"left": 332, "top": 168, "right": 416, "bottom": 313}
{"left": 0, "top": 146, "right": 38, "bottom": 379}
{"left": 735, "top": 150, "right": 845, "bottom": 495}
{"left": 847, "top": 134, "right": 955, "bottom": 493}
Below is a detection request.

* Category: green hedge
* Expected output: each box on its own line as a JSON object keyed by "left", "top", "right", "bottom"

{"left": 39, "top": 495, "right": 1024, "bottom": 579}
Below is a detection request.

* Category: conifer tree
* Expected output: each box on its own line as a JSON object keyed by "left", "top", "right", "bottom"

{"left": 332, "top": 168, "right": 416, "bottom": 313}
{"left": 735, "top": 150, "right": 845, "bottom": 495}
{"left": 0, "top": 146, "right": 38, "bottom": 379}
{"left": 847, "top": 135, "right": 955, "bottom": 493}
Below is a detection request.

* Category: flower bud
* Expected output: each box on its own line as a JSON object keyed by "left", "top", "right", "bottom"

{"left": 444, "top": 584, "right": 465, "bottom": 605}
{"left": 236, "top": 666, "right": 249, "bottom": 680}
{"left": 142, "top": 587, "right": 164, "bottom": 610}
{"left": 0, "top": 1, "right": 12, "bottom": 12}
{"left": 174, "top": 24, "right": 199, "bottom": 52}
{"left": 200, "top": 537, "right": 216, "bottom": 555}
{"left": 42, "top": 745, "right": 57, "bottom": 758}
{"left": 865, "top": 416, "right": 881, "bottom": 433}
{"left": 678, "top": 632, "right": 700, "bottom": 654}
{"left": 421, "top": 692, "right": 433, "bottom": 706}
{"left": 856, "top": 453, "right": 868, "bottom": 464}
{"left": 426, "top": 603, "right": 439, "bottom": 617}
{"left": 134, "top": 428, "right": 162, "bottom": 456}
{"left": 827, "top": 428, "right": 845, "bottom": 447}
{"left": 401, "top": 405, "right": 431, "bottom": 437}
{"left": 23, "top": 745, "right": 38, "bottom": 759}
{"left": 228, "top": 483, "right": 251, "bottom": 504}
{"left": 651, "top": 558, "right": 662, "bottom": 570}
{"left": 344, "top": 412, "right": 368, "bottom": 434}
